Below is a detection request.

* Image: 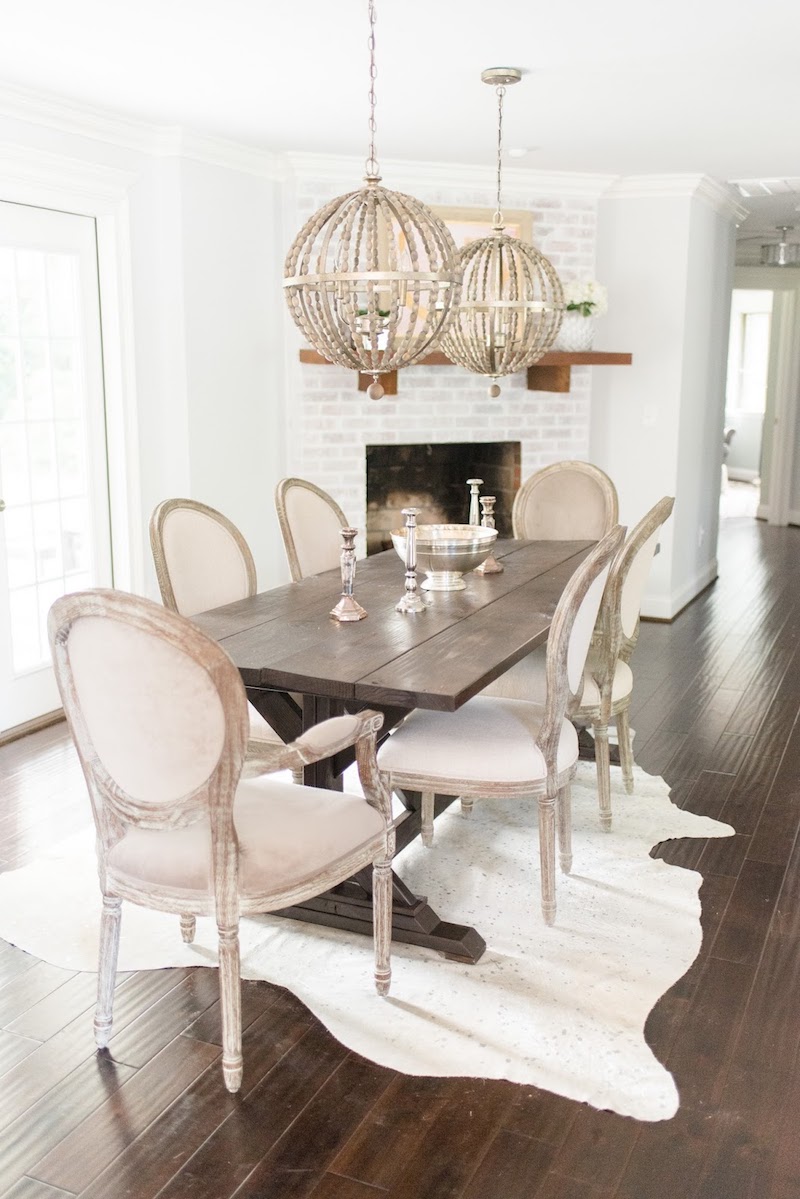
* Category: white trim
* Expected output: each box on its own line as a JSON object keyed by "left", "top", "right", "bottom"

{"left": 0, "top": 144, "right": 143, "bottom": 593}
{"left": 641, "top": 558, "right": 718, "bottom": 621}
{"left": 284, "top": 152, "right": 617, "bottom": 198}
{"left": 603, "top": 174, "right": 748, "bottom": 221}
{"left": 765, "top": 290, "right": 800, "bottom": 526}
{"left": 0, "top": 82, "right": 283, "bottom": 179}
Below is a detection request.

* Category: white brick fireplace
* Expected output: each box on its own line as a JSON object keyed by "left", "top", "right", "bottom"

{"left": 282, "top": 156, "right": 611, "bottom": 550}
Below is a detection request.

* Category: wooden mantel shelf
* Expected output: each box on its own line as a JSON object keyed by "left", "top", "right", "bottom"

{"left": 298, "top": 348, "right": 632, "bottom": 394}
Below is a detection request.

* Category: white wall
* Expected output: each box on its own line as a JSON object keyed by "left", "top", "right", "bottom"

{"left": 592, "top": 181, "right": 740, "bottom": 618}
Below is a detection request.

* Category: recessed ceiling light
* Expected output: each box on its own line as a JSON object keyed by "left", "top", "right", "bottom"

{"left": 508, "top": 147, "right": 529, "bottom": 159}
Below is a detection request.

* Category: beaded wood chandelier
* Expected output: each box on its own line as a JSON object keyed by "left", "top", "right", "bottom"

{"left": 284, "top": 1, "right": 461, "bottom": 400}
{"left": 441, "top": 68, "right": 564, "bottom": 397}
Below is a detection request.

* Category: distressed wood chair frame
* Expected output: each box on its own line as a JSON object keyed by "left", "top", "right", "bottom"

{"left": 578, "top": 496, "right": 675, "bottom": 827}
{"left": 512, "top": 460, "right": 619, "bottom": 540}
{"left": 380, "top": 526, "right": 624, "bottom": 925}
{"left": 48, "top": 589, "right": 394, "bottom": 1094}
{"left": 275, "top": 476, "right": 349, "bottom": 583}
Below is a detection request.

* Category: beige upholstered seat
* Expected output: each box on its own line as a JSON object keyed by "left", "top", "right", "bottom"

{"left": 149, "top": 498, "right": 284, "bottom": 752}
{"left": 512, "top": 461, "right": 618, "bottom": 541}
{"left": 378, "top": 526, "right": 624, "bottom": 925}
{"left": 487, "top": 497, "right": 674, "bottom": 830}
{"left": 275, "top": 477, "right": 349, "bottom": 581}
{"left": 48, "top": 590, "right": 394, "bottom": 1094}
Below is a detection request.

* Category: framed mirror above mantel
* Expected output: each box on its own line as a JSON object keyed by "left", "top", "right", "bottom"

{"left": 297, "top": 348, "right": 633, "bottom": 394}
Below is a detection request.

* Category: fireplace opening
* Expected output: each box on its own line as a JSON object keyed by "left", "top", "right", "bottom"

{"left": 366, "top": 441, "right": 521, "bottom": 555}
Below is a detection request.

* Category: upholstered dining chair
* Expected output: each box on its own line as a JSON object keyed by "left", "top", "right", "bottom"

{"left": 512, "top": 461, "right": 619, "bottom": 541}
{"left": 378, "top": 525, "right": 624, "bottom": 925}
{"left": 48, "top": 589, "right": 394, "bottom": 1094}
{"left": 149, "top": 497, "right": 295, "bottom": 775}
{"left": 575, "top": 495, "right": 675, "bottom": 827}
{"left": 275, "top": 477, "right": 349, "bottom": 582}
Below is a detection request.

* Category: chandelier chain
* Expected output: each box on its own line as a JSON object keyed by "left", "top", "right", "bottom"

{"left": 494, "top": 85, "right": 505, "bottom": 227}
{"left": 366, "top": 0, "right": 379, "bottom": 178}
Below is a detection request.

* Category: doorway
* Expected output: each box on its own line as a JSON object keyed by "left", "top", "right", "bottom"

{"left": 0, "top": 200, "right": 112, "bottom": 734}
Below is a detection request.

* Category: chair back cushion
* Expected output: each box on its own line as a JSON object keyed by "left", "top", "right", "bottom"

{"left": 620, "top": 528, "right": 661, "bottom": 639}
{"left": 150, "top": 500, "right": 256, "bottom": 616}
{"left": 512, "top": 462, "right": 618, "bottom": 540}
{"left": 49, "top": 591, "right": 248, "bottom": 834}
{"left": 275, "top": 478, "right": 349, "bottom": 581}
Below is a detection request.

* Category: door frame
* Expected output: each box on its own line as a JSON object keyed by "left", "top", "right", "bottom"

{"left": 0, "top": 144, "right": 142, "bottom": 592}
{"left": 733, "top": 266, "right": 800, "bottom": 527}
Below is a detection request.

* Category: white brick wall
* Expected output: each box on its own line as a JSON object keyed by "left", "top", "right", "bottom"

{"left": 284, "top": 171, "right": 598, "bottom": 545}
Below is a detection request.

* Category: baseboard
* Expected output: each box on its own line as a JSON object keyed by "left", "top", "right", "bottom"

{"left": 0, "top": 708, "right": 65, "bottom": 747}
{"left": 640, "top": 558, "right": 718, "bottom": 622}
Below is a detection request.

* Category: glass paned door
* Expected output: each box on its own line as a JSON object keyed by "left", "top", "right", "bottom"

{"left": 0, "top": 201, "right": 111, "bottom": 733}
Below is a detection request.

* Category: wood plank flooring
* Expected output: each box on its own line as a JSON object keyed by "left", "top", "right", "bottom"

{"left": 1, "top": 517, "right": 799, "bottom": 1198}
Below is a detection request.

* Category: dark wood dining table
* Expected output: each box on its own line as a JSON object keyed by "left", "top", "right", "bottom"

{"left": 192, "top": 537, "right": 593, "bottom": 963}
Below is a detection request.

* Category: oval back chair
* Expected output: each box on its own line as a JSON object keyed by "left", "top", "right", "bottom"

{"left": 512, "top": 461, "right": 619, "bottom": 541}
{"left": 578, "top": 495, "right": 675, "bottom": 826}
{"left": 378, "top": 524, "right": 625, "bottom": 925}
{"left": 149, "top": 497, "right": 292, "bottom": 765}
{"left": 48, "top": 589, "right": 394, "bottom": 1093}
{"left": 275, "top": 477, "right": 349, "bottom": 582}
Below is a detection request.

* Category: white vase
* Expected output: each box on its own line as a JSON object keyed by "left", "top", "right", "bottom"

{"left": 555, "top": 313, "right": 595, "bottom": 352}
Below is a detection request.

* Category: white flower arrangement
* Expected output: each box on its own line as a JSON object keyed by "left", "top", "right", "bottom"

{"left": 562, "top": 278, "right": 608, "bottom": 318}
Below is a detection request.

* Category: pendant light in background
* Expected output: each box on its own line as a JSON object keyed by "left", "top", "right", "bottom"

{"left": 283, "top": 1, "right": 461, "bottom": 400}
{"left": 441, "top": 68, "right": 564, "bottom": 397}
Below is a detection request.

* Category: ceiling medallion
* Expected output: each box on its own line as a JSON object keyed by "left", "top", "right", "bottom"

{"left": 283, "top": 0, "right": 461, "bottom": 400}
{"left": 441, "top": 68, "right": 564, "bottom": 397}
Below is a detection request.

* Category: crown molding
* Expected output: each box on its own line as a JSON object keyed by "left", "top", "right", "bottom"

{"left": 0, "top": 82, "right": 283, "bottom": 179}
{"left": 284, "top": 152, "right": 617, "bottom": 199}
{"left": 0, "top": 141, "right": 137, "bottom": 206}
{"left": 602, "top": 174, "right": 749, "bottom": 221}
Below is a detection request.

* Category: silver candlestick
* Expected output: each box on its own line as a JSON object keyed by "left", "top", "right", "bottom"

{"left": 474, "top": 495, "right": 504, "bottom": 574}
{"left": 330, "top": 528, "right": 368, "bottom": 621}
{"left": 395, "top": 507, "right": 428, "bottom": 614}
{"left": 466, "top": 478, "right": 484, "bottom": 526}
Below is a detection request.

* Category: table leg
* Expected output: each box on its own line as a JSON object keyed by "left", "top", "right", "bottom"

{"left": 247, "top": 688, "right": 486, "bottom": 962}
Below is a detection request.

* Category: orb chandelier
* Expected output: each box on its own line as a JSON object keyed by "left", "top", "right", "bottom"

{"left": 284, "top": 0, "right": 461, "bottom": 400}
{"left": 441, "top": 68, "right": 564, "bottom": 397}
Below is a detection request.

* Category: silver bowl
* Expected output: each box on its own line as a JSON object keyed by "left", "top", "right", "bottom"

{"left": 390, "top": 523, "right": 499, "bottom": 591}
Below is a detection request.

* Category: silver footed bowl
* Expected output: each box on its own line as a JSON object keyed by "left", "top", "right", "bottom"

{"left": 390, "top": 524, "right": 499, "bottom": 591}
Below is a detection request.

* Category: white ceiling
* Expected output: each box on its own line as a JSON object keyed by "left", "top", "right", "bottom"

{"left": 2, "top": 0, "right": 800, "bottom": 216}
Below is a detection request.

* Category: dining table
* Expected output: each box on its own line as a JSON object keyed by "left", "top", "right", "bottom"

{"left": 192, "top": 537, "right": 593, "bottom": 964}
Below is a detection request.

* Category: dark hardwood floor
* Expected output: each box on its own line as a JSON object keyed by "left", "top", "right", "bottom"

{"left": 2, "top": 516, "right": 800, "bottom": 1198}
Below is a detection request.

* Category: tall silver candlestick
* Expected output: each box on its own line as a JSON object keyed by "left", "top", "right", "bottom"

{"left": 330, "top": 527, "right": 368, "bottom": 621}
{"left": 466, "top": 478, "right": 484, "bottom": 526}
{"left": 475, "top": 495, "right": 504, "bottom": 574}
{"left": 395, "top": 507, "right": 428, "bottom": 614}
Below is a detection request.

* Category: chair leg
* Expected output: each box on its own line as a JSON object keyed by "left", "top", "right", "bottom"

{"left": 372, "top": 857, "right": 393, "bottom": 997}
{"left": 460, "top": 796, "right": 475, "bottom": 818}
{"left": 217, "top": 923, "right": 242, "bottom": 1093}
{"left": 537, "top": 794, "right": 557, "bottom": 925}
{"left": 180, "top": 915, "right": 196, "bottom": 943}
{"left": 616, "top": 707, "right": 635, "bottom": 794}
{"left": 421, "top": 791, "right": 435, "bottom": 847}
{"left": 291, "top": 767, "right": 304, "bottom": 786}
{"left": 95, "top": 894, "right": 122, "bottom": 1048}
{"left": 593, "top": 723, "right": 613, "bottom": 831}
{"left": 557, "top": 783, "right": 573, "bottom": 874}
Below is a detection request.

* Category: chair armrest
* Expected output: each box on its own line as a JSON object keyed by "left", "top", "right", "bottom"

{"left": 241, "top": 709, "right": 393, "bottom": 827}
{"left": 241, "top": 712, "right": 383, "bottom": 777}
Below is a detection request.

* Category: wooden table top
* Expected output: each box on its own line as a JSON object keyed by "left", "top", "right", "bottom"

{"left": 192, "top": 539, "right": 593, "bottom": 713}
